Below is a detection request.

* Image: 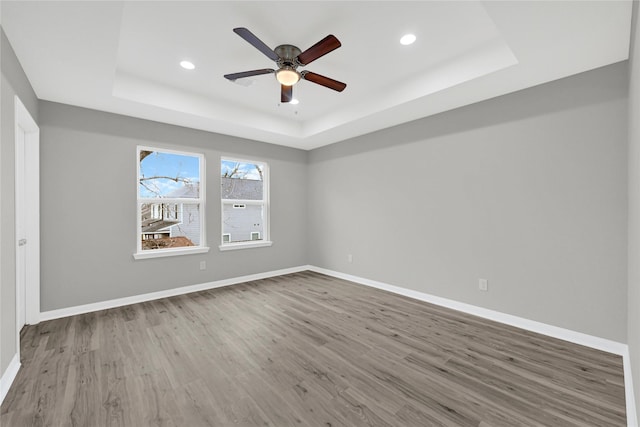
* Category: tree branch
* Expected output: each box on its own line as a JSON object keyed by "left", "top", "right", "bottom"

{"left": 139, "top": 176, "right": 191, "bottom": 183}
{"left": 139, "top": 180, "right": 156, "bottom": 194}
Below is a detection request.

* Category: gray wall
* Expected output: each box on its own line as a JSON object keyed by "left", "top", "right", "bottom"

{"left": 308, "top": 62, "right": 628, "bottom": 343}
{"left": 0, "top": 28, "right": 38, "bottom": 377}
{"left": 628, "top": 0, "right": 640, "bottom": 420}
{"left": 38, "top": 101, "right": 307, "bottom": 311}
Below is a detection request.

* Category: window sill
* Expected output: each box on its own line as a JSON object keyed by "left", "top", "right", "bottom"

{"left": 218, "top": 241, "right": 273, "bottom": 251}
{"left": 133, "top": 246, "right": 210, "bottom": 260}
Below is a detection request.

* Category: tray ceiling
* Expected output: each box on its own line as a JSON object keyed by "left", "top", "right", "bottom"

{"left": 1, "top": 1, "right": 632, "bottom": 149}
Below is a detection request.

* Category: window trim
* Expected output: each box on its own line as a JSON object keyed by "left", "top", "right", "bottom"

{"left": 134, "top": 146, "right": 209, "bottom": 260}
{"left": 219, "top": 156, "right": 271, "bottom": 251}
{"left": 134, "top": 246, "right": 210, "bottom": 260}
{"left": 219, "top": 240, "right": 272, "bottom": 251}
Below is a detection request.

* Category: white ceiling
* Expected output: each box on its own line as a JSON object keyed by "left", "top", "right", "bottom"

{"left": 1, "top": 1, "right": 632, "bottom": 150}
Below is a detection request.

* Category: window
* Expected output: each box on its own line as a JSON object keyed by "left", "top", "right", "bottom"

{"left": 220, "top": 158, "right": 271, "bottom": 250}
{"left": 134, "top": 147, "right": 208, "bottom": 259}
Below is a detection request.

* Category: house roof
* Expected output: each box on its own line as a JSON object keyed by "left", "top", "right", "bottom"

{"left": 141, "top": 219, "right": 180, "bottom": 233}
{"left": 222, "top": 177, "right": 263, "bottom": 200}
{"left": 145, "top": 179, "right": 262, "bottom": 202}
{"left": 166, "top": 183, "right": 199, "bottom": 198}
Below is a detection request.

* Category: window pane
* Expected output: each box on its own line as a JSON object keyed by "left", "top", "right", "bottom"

{"left": 221, "top": 160, "right": 263, "bottom": 200}
{"left": 222, "top": 201, "right": 263, "bottom": 243}
{"left": 140, "top": 150, "right": 200, "bottom": 198}
{"left": 141, "top": 202, "right": 200, "bottom": 250}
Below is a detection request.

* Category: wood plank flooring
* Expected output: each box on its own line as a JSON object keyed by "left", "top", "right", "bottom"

{"left": 1, "top": 271, "right": 626, "bottom": 426}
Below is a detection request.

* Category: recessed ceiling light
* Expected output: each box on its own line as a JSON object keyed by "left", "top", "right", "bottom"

{"left": 290, "top": 99, "right": 299, "bottom": 105}
{"left": 180, "top": 60, "right": 195, "bottom": 70}
{"left": 400, "top": 34, "right": 416, "bottom": 46}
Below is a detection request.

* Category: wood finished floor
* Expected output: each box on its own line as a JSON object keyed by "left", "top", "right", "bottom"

{"left": 1, "top": 271, "right": 626, "bottom": 426}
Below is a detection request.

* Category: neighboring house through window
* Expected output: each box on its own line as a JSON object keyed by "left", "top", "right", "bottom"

{"left": 134, "top": 147, "right": 208, "bottom": 259}
{"left": 220, "top": 158, "right": 271, "bottom": 250}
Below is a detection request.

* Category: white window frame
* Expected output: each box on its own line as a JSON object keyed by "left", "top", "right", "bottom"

{"left": 220, "top": 156, "right": 272, "bottom": 251}
{"left": 134, "top": 146, "right": 209, "bottom": 260}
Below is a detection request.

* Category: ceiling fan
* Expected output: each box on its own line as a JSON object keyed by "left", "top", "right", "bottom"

{"left": 224, "top": 27, "right": 347, "bottom": 103}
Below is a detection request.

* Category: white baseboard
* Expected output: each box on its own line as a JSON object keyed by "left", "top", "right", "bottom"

{"left": 40, "top": 266, "right": 308, "bottom": 321}
{"left": 308, "top": 266, "right": 625, "bottom": 353}
{"left": 0, "top": 353, "right": 21, "bottom": 406}
{"left": 307, "top": 265, "right": 637, "bottom": 426}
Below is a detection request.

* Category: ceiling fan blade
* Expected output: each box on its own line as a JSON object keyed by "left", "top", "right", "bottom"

{"left": 301, "top": 71, "right": 347, "bottom": 92}
{"left": 233, "top": 27, "right": 279, "bottom": 62}
{"left": 224, "top": 69, "right": 274, "bottom": 81}
{"left": 296, "top": 35, "right": 341, "bottom": 66}
{"left": 281, "top": 85, "right": 293, "bottom": 103}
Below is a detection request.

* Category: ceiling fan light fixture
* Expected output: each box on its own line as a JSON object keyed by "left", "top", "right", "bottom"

{"left": 276, "top": 67, "right": 300, "bottom": 86}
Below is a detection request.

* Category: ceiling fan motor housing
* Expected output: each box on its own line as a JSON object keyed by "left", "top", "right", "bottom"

{"left": 274, "top": 44, "right": 302, "bottom": 67}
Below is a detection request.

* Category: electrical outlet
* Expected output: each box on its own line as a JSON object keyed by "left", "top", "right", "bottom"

{"left": 478, "top": 279, "right": 488, "bottom": 291}
{"left": 347, "top": 254, "right": 353, "bottom": 263}
{"left": 200, "top": 261, "right": 206, "bottom": 271}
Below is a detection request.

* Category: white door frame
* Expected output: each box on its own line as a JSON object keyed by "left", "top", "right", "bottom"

{"left": 15, "top": 118, "right": 26, "bottom": 330}
{"left": 14, "top": 95, "right": 40, "bottom": 345}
